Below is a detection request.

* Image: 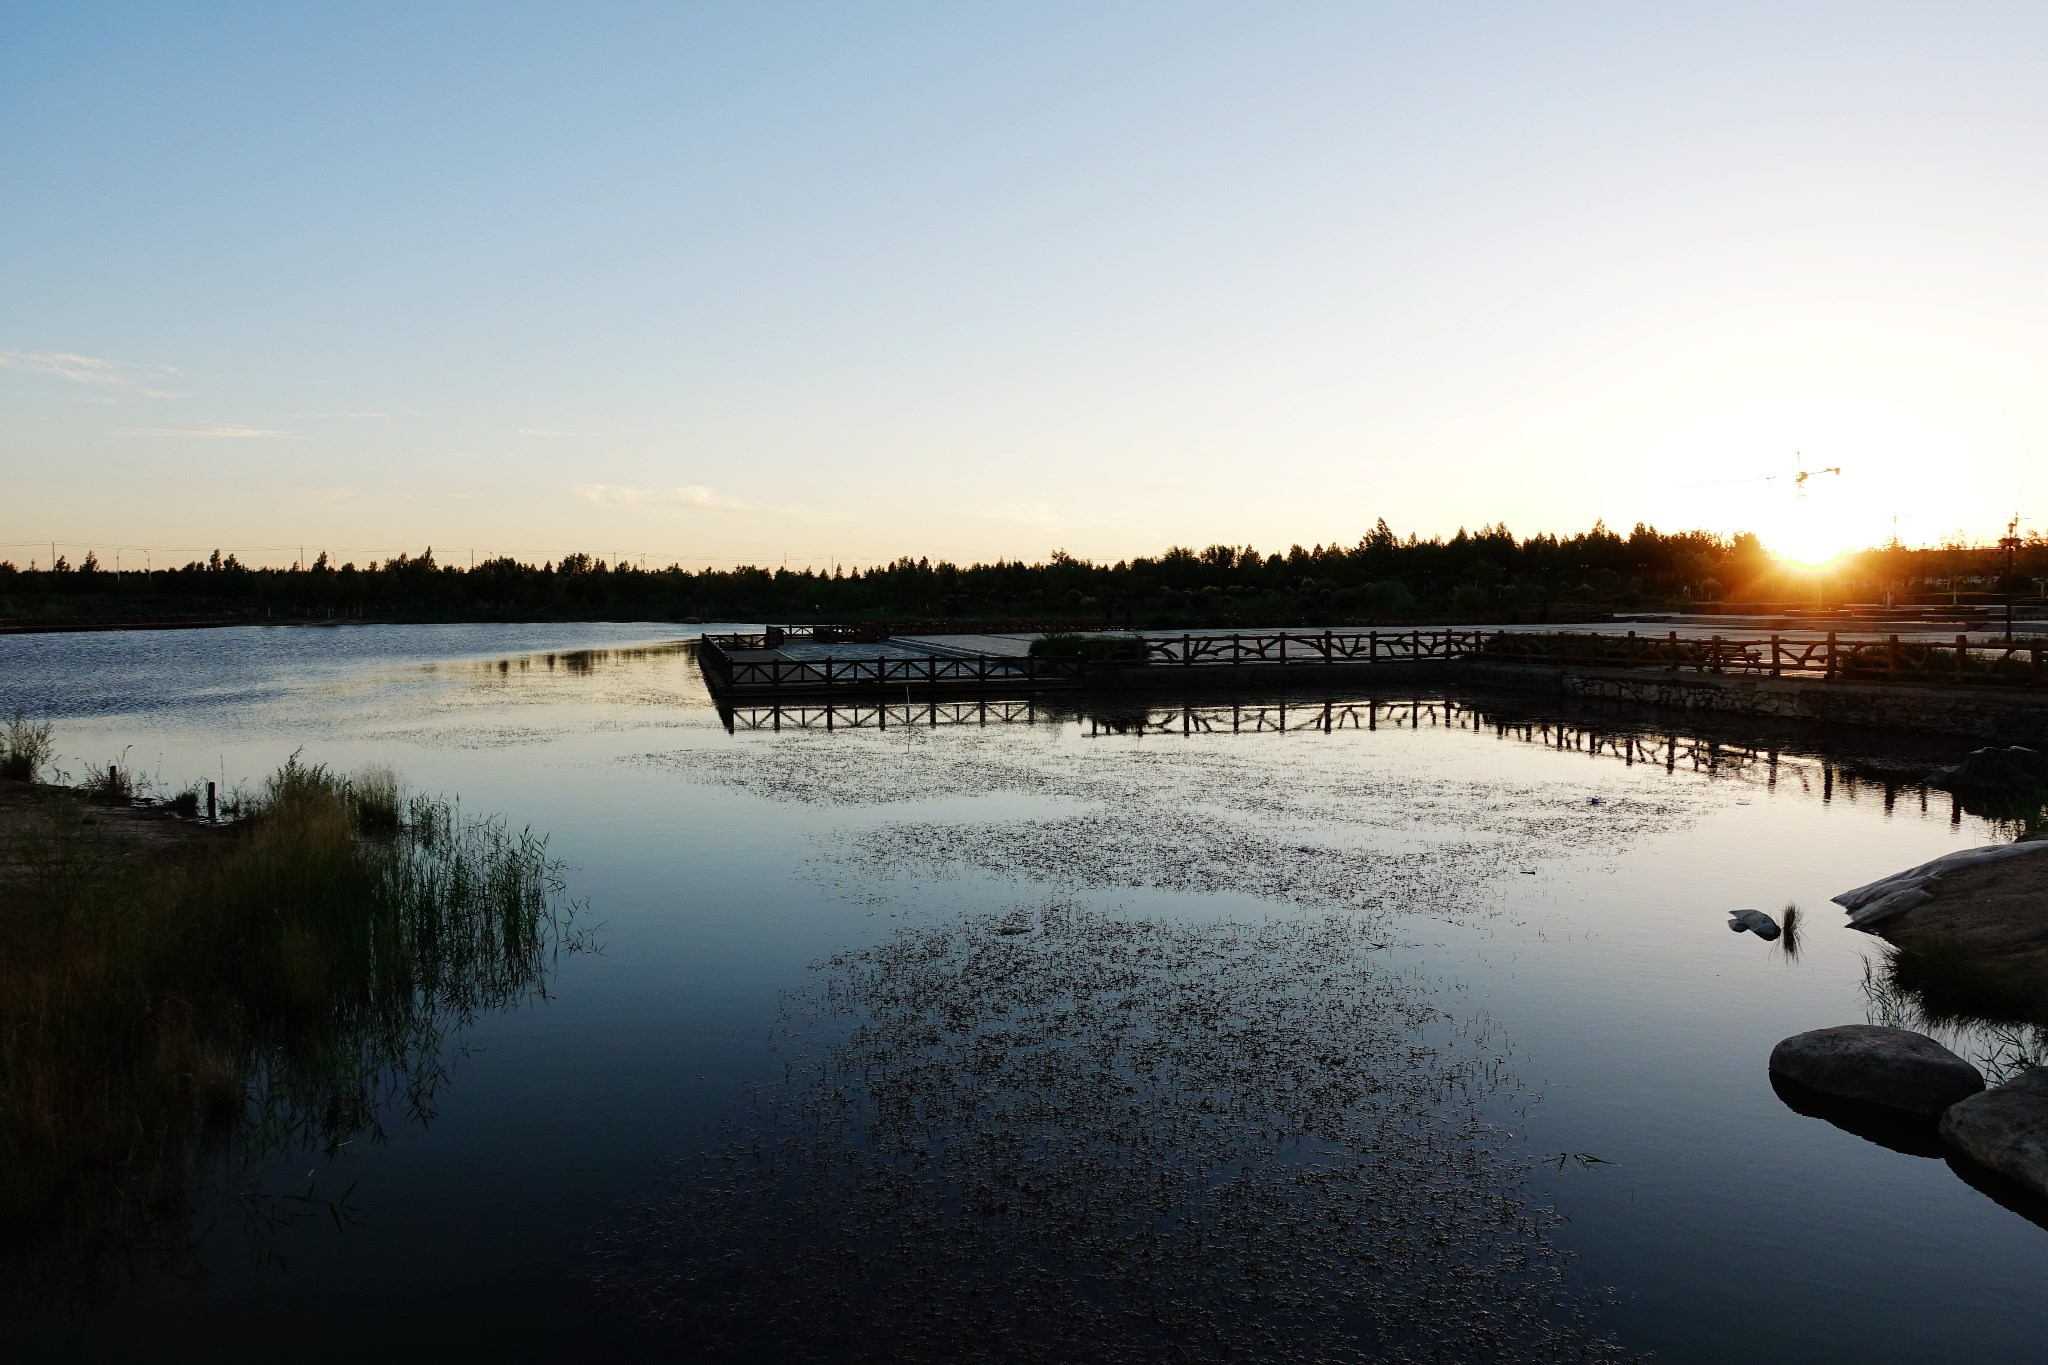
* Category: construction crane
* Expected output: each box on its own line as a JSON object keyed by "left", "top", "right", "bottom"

{"left": 1680, "top": 453, "right": 1843, "bottom": 495}
{"left": 2000, "top": 513, "right": 2024, "bottom": 641}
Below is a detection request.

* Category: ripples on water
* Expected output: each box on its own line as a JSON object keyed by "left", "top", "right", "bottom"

{"left": 591, "top": 904, "right": 1630, "bottom": 1363}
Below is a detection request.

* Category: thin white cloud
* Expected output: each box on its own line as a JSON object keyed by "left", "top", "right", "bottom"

{"left": 118, "top": 424, "right": 301, "bottom": 439}
{"left": 517, "top": 427, "right": 577, "bottom": 436}
{"left": 0, "top": 349, "right": 125, "bottom": 384}
{"left": 575, "top": 482, "right": 756, "bottom": 513}
{"left": 573, "top": 482, "right": 846, "bottom": 523}
{"left": 984, "top": 501, "right": 1141, "bottom": 534}
{"left": 140, "top": 389, "right": 188, "bottom": 399}
{"left": 293, "top": 410, "right": 393, "bottom": 419}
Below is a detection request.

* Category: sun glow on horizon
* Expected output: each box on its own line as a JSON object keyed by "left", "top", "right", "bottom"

{"left": 1760, "top": 518, "right": 1859, "bottom": 567}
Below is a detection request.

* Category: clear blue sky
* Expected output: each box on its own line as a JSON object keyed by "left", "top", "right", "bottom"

{"left": 5, "top": 3, "right": 2045, "bottom": 569}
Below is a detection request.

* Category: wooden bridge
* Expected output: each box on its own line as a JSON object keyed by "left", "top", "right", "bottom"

{"left": 696, "top": 626, "right": 2048, "bottom": 700}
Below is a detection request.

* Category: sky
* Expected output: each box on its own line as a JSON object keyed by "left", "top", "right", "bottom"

{"left": 4, "top": 3, "right": 2045, "bottom": 571}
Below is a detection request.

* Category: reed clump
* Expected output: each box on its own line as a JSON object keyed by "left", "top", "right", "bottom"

{"left": 1, "top": 712, "right": 53, "bottom": 782}
{"left": 0, "top": 752, "right": 578, "bottom": 1301}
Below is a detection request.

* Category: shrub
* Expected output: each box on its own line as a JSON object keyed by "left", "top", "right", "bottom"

{"left": 1028, "top": 634, "right": 1146, "bottom": 664}
{"left": 1364, "top": 581, "right": 1416, "bottom": 614}
{"left": 1029, "top": 633, "right": 1089, "bottom": 658}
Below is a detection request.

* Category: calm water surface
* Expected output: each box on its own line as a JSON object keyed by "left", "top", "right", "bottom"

{"left": 3, "top": 623, "right": 2044, "bottom": 1362}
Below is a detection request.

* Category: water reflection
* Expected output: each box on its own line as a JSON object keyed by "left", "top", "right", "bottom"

{"left": 591, "top": 901, "right": 1628, "bottom": 1363}
{"left": 430, "top": 639, "right": 695, "bottom": 680}
{"left": 1767, "top": 1073, "right": 1946, "bottom": 1159}
{"left": 718, "top": 691, "right": 1966, "bottom": 815}
{"left": 1860, "top": 950, "right": 2048, "bottom": 1085}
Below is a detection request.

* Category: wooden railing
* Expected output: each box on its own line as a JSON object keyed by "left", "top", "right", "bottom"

{"left": 1139, "top": 629, "right": 1488, "bottom": 666}
{"left": 1472, "top": 630, "right": 2047, "bottom": 686}
{"left": 697, "top": 635, "right": 1083, "bottom": 693}
{"left": 698, "top": 627, "right": 2048, "bottom": 696}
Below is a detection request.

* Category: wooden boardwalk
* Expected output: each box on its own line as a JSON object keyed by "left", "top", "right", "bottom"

{"left": 696, "top": 626, "right": 2048, "bottom": 700}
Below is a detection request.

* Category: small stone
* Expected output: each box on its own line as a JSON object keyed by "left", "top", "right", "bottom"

{"left": 1940, "top": 1068, "right": 2048, "bottom": 1198}
{"left": 1728, "top": 908, "right": 1781, "bottom": 940}
{"left": 1768, "top": 1025, "right": 1985, "bottom": 1117}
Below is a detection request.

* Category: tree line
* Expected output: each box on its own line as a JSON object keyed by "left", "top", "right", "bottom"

{"left": 4, "top": 521, "right": 2043, "bottom": 627}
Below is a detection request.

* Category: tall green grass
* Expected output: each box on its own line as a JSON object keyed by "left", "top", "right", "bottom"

{"left": 0, "top": 754, "right": 583, "bottom": 1301}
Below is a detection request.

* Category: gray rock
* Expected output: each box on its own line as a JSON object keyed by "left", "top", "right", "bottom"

{"left": 1833, "top": 841, "right": 2048, "bottom": 930}
{"left": 1846, "top": 886, "right": 1934, "bottom": 928}
{"left": 1768, "top": 1025, "right": 1985, "bottom": 1117}
{"left": 1728, "top": 908, "right": 1781, "bottom": 940}
{"left": 1941, "top": 1067, "right": 2048, "bottom": 1198}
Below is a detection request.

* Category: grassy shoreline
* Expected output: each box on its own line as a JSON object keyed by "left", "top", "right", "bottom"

{"left": 0, "top": 747, "right": 582, "bottom": 1302}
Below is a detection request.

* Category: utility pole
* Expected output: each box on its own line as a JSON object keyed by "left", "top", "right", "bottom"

{"left": 2000, "top": 514, "right": 2024, "bottom": 641}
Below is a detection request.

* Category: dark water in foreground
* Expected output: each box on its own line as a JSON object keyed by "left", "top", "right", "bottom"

{"left": 3, "top": 623, "right": 2045, "bottom": 1362}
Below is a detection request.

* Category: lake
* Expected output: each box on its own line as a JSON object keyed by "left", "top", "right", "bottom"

{"left": 3, "top": 622, "right": 2044, "bottom": 1362}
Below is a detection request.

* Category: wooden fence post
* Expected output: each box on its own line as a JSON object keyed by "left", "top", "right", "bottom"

{"left": 1956, "top": 634, "right": 1968, "bottom": 684}
{"left": 1667, "top": 631, "right": 1678, "bottom": 672}
{"left": 1770, "top": 635, "right": 1780, "bottom": 677}
{"left": 1825, "top": 631, "right": 1837, "bottom": 680}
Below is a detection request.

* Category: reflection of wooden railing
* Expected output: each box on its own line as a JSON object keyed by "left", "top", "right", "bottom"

{"left": 725, "top": 698, "right": 1046, "bottom": 731}
{"left": 715, "top": 693, "right": 1969, "bottom": 823}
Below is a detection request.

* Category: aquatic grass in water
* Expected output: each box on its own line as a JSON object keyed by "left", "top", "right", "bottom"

{"left": 1861, "top": 948, "right": 2048, "bottom": 1086}
{"left": 591, "top": 902, "right": 1626, "bottom": 1363}
{"left": 0, "top": 751, "right": 583, "bottom": 1302}
{"left": 1776, "top": 902, "right": 1803, "bottom": 962}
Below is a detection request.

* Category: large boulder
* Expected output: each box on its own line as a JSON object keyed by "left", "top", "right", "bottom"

{"left": 1832, "top": 841, "right": 2048, "bottom": 929}
{"left": 1768, "top": 1025, "right": 1985, "bottom": 1117}
{"left": 1940, "top": 1067, "right": 2048, "bottom": 1199}
{"left": 1833, "top": 843, "right": 2048, "bottom": 1005}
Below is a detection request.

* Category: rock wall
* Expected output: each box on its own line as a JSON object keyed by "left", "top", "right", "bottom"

{"left": 1454, "top": 661, "right": 2048, "bottom": 745}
